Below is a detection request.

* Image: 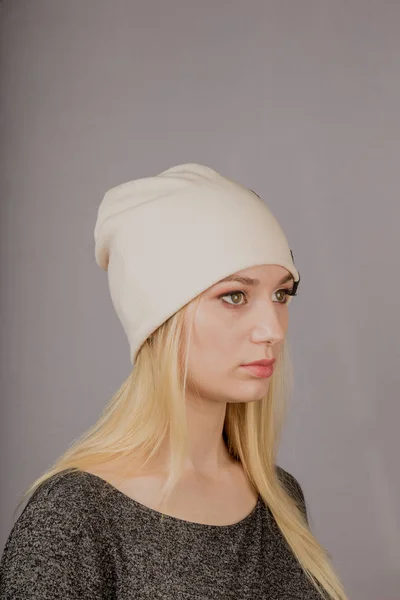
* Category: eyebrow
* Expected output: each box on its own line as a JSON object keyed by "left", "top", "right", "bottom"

{"left": 217, "top": 273, "right": 294, "bottom": 287}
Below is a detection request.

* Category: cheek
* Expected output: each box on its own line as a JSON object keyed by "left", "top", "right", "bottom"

{"left": 184, "top": 325, "right": 233, "bottom": 384}
{"left": 183, "top": 301, "right": 243, "bottom": 376}
{"left": 188, "top": 304, "right": 231, "bottom": 347}
{"left": 189, "top": 325, "right": 228, "bottom": 367}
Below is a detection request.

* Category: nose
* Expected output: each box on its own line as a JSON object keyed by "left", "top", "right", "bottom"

{"left": 250, "top": 304, "right": 286, "bottom": 345}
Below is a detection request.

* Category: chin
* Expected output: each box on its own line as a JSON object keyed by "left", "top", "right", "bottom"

{"left": 229, "top": 382, "right": 270, "bottom": 404}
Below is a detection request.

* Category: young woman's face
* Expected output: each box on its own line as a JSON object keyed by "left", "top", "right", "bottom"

{"left": 183, "top": 264, "right": 295, "bottom": 404}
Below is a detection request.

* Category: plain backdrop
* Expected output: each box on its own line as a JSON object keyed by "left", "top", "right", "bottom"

{"left": 1, "top": 1, "right": 399, "bottom": 598}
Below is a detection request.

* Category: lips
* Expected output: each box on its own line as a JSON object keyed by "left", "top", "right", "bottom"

{"left": 242, "top": 358, "right": 276, "bottom": 367}
{"left": 241, "top": 363, "right": 275, "bottom": 379}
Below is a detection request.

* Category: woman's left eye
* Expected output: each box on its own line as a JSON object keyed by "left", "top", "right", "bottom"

{"left": 219, "top": 289, "right": 294, "bottom": 306}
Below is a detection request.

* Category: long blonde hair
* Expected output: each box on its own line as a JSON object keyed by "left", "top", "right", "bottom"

{"left": 15, "top": 293, "right": 348, "bottom": 600}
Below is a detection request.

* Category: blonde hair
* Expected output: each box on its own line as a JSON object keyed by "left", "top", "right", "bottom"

{"left": 15, "top": 293, "right": 348, "bottom": 600}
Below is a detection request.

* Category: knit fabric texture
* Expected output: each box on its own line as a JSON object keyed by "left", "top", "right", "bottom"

{"left": 0, "top": 467, "right": 321, "bottom": 599}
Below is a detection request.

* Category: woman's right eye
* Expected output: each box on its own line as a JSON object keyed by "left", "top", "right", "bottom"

{"left": 218, "top": 290, "right": 248, "bottom": 306}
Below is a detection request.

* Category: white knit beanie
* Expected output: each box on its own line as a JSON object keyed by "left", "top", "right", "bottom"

{"left": 94, "top": 163, "right": 300, "bottom": 364}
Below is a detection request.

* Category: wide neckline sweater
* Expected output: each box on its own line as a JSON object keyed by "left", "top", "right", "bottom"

{"left": 0, "top": 467, "right": 322, "bottom": 599}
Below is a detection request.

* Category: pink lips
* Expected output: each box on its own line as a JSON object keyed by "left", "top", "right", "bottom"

{"left": 242, "top": 358, "right": 276, "bottom": 367}
{"left": 241, "top": 358, "right": 276, "bottom": 379}
{"left": 241, "top": 364, "right": 274, "bottom": 378}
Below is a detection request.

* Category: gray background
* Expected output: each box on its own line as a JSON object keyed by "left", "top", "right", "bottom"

{"left": 1, "top": 1, "right": 399, "bottom": 598}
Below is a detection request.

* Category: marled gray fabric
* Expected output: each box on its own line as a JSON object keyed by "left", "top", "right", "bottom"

{"left": 0, "top": 467, "right": 323, "bottom": 599}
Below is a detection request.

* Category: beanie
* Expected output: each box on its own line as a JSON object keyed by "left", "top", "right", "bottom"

{"left": 94, "top": 163, "right": 300, "bottom": 364}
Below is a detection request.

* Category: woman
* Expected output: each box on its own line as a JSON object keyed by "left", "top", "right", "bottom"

{"left": 0, "top": 164, "right": 349, "bottom": 599}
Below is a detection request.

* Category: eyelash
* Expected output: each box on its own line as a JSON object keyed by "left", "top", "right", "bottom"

{"left": 218, "top": 288, "right": 296, "bottom": 307}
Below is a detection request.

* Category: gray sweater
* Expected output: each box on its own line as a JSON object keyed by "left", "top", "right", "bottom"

{"left": 0, "top": 467, "right": 323, "bottom": 599}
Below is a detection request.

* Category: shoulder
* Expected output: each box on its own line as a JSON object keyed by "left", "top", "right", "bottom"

{"left": 275, "top": 464, "right": 304, "bottom": 497}
{"left": 2, "top": 469, "right": 107, "bottom": 554}
{"left": 275, "top": 465, "right": 309, "bottom": 524}
{"left": 13, "top": 469, "right": 106, "bottom": 530}
{"left": 26, "top": 468, "right": 99, "bottom": 501}
{"left": 0, "top": 469, "right": 114, "bottom": 598}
